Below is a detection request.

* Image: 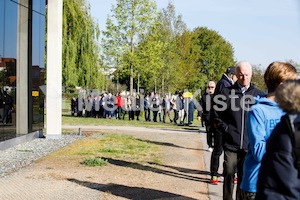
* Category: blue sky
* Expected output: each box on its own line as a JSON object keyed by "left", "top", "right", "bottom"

{"left": 89, "top": 0, "right": 300, "bottom": 69}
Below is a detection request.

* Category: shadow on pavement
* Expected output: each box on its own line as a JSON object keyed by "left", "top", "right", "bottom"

{"left": 101, "top": 157, "right": 210, "bottom": 183}
{"left": 157, "top": 128, "right": 199, "bottom": 133}
{"left": 67, "top": 178, "right": 198, "bottom": 200}
{"left": 148, "top": 163, "right": 210, "bottom": 176}
{"left": 136, "top": 138, "right": 200, "bottom": 151}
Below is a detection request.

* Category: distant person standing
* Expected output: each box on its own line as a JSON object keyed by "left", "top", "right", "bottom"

{"left": 144, "top": 93, "right": 150, "bottom": 121}
{"left": 171, "top": 91, "right": 179, "bottom": 124}
{"left": 2, "top": 91, "right": 13, "bottom": 124}
{"left": 135, "top": 94, "right": 141, "bottom": 120}
{"left": 188, "top": 95, "right": 195, "bottom": 125}
{"left": 71, "top": 96, "right": 77, "bottom": 116}
{"left": 162, "top": 94, "right": 173, "bottom": 123}
{"left": 115, "top": 92, "right": 124, "bottom": 120}
{"left": 200, "top": 81, "right": 216, "bottom": 151}
{"left": 210, "top": 66, "right": 237, "bottom": 184}
{"left": 214, "top": 61, "right": 264, "bottom": 200}
{"left": 177, "top": 92, "right": 184, "bottom": 126}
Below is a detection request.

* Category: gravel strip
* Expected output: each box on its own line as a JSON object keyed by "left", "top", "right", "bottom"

{"left": 0, "top": 134, "right": 82, "bottom": 177}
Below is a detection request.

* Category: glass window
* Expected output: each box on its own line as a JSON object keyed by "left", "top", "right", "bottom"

{"left": 32, "top": 0, "right": 46, "bottom": 132}
{"left": 0, "top": 0, "right": 18, "bottom": 141}
{"left": 0, "top": 0, "right": 46, "bottom": 141}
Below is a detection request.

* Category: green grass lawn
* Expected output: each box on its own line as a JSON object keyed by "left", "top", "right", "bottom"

{"left": 62, "top": 114, "right": 201, "bottom": 130}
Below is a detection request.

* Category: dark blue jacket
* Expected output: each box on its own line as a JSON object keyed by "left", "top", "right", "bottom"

{"left": 214, "top": 82, "right": 264, "bottom": 151}
{"left": 256, "top": 114, "right": 300, "bottom": 200}
{"left": 215, "top": 74, "right": 233, "bottom": 95}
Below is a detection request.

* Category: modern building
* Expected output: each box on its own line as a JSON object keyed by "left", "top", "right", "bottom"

{"left": 0, "top": 0, "right": 62, "bottom": 149}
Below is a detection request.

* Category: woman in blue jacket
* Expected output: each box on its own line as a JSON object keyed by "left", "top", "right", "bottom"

{"left": 240, "top": 62, "right": 298, "bottom": 199}
{"left": 256, "top": 79, "right": 300, "bottom": 200}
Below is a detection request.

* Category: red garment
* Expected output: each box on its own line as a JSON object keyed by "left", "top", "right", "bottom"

{"left": 116, "top": 95, "right": 124, "bottom": 107}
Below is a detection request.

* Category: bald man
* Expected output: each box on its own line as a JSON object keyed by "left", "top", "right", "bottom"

{"left": 213, "top": 61, "right": 264, "bottom": 200}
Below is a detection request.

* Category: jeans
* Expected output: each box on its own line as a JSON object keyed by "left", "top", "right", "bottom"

{"left": 173, "top": 110, "right": 178, "bottom": 123}
{"left": 117, "top": 106, "right": 122, "bottom": 119}
{"left": 223, "top": 149, "right": 246, "bottom": 200}
{"left": 210, "top": 131, "right": 223, "bottom": 176}
{"left": 144, "top": 108, "right": 150, "bottom": 121}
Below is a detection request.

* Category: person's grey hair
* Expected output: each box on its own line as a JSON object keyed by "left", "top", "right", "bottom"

{"left": 276, "top": 79, "right": 300, "bottom": 114}
{"left": 207, "top": 81, "right": 216, "bottom": 87}
{"left": 235, "top": 61, "right": 252, "bottom": 74}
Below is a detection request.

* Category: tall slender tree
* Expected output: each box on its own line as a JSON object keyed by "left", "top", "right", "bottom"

{"left": 102, "top": 0, "right": 158, "bottom": 94}
{"left": 157, "top": 1, "right": 187, "bottom": 93}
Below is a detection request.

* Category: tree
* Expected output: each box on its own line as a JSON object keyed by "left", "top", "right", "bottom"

{"left": 102, "top": 0, "right": 158, "bottom": 94}
{"left": 192, "top": 27, "right": 235, "bottom": 89}
{"left": 62, "top": 0, "right": 101, "bottom": 89}
{"left": 251, "top": 65, "right": 265, "bottom": 92}
{"left": 175, "top": 30, "right": 199, "bottom": 90}
{"left": 157, "top": 1, "right": 187, "bottom": 93}
{"left": 135, "top": 28, "right": 163, "bottom": 93}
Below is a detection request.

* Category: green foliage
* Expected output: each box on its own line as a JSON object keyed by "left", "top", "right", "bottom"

{"left": 80, "top": 157, "right": 109, "bottom": 166}
{"left": 251, "top": 65, "right": 266, "bottom": 92}
{"left": 155, "top": 2, "right": 187, "bottom": 93}
{"left": 62, "top": 0, "right": 102, "bottom": 89}
{"left": 129, "top": 1, "right": 189, "bottom": 93}
{"left": 192, "top": 27, "right": 235, "bottom": 89}
{"left": 100, "top": 1, "right": 236, "bottom": 94}
{"left": 175, "top": 30, "right": 200, "bottom": 91}
{"left": 102, "top": 0, "right": 158, "bottom": 94}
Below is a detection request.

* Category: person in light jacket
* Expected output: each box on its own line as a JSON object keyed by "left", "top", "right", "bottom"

{"left": 256, "top": 79, "right": 300, "bottom": 200}
{"left": 240, "top": 62, "right": 298, "bottom": 199}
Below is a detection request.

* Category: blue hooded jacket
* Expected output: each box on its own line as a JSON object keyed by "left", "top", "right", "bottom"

{"left": 240, "top": 97, "right": 284, "bottom": 193}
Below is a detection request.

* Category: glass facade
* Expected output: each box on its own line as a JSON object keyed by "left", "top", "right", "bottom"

{"left": 32, "top": 0, "right": 46, "bottom": 132}
{"left": 0, "top": 0, "right": 46, "bottom": 141}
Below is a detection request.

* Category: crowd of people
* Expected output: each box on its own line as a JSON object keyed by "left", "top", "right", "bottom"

{"left": 70, "top": 90, "right": 198, "bottom": 126}
{"left": 203, "top": 60, "right": 300, "bottom": 200}
{"left": 69, "top": 60, "right": 300, "bottom": 200}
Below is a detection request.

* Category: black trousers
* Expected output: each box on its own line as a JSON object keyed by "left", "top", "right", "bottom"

{"left": 206, "top": 124, "right": 213, "bottom": 147}
{"left": 223, "top": 149, "right": 246, "bottom": 200}
{"left": 153, "top": 111, "right": 158, "bottom": 122}
{"left": 210, "top": 131, "right": 223, "bottom": 176}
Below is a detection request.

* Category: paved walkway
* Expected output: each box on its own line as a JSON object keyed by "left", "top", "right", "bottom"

{"left": 0, "top": 125, "right": 224, "bottom": 199}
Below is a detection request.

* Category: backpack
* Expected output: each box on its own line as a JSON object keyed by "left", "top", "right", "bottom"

{"left": 284, "top": 114, "right": 300, "bottom": 177}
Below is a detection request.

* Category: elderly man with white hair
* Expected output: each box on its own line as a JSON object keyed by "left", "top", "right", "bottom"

{"left": 213, "top": 61, "right": 265, "bottom": 200}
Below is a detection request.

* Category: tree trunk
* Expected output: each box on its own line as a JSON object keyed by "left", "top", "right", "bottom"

{"left": 130, "top": 65, "right": 133, "bottom": 95}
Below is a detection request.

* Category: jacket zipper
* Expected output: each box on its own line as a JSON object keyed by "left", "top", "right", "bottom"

{"left": 240, "top": 93, "right": 245, "bottom": 149}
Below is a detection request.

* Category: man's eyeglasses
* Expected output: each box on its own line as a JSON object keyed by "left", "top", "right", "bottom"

{"left": 208, "top": 86, "right": 215, "bottom": 89}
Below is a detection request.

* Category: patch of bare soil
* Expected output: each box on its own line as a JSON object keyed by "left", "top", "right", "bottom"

{"left": 2, "top": 127, "right": 210, "bottom": 200}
